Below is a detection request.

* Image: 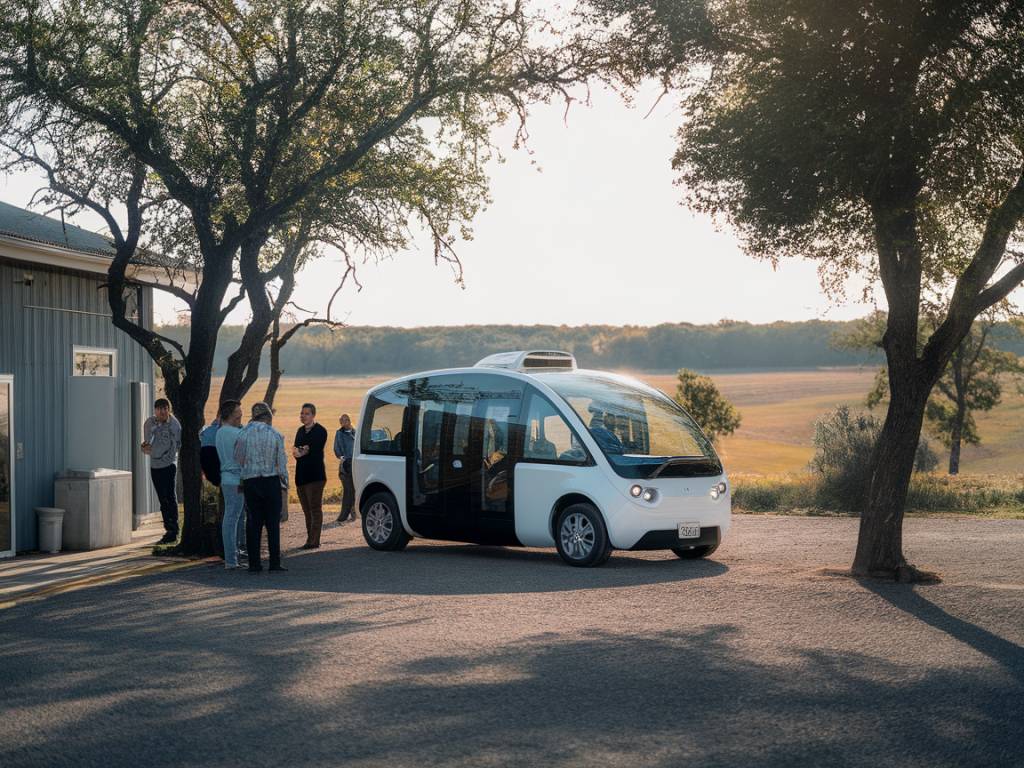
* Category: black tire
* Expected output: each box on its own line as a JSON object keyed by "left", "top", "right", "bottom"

{"left": 361, "top": 491, "right": 410, "bottom": 551}
{"left": 671, "top": 543, "right": 719, "bottom": 559}
{"left": 554, "top": 503, "right": 612, "bottom": 567}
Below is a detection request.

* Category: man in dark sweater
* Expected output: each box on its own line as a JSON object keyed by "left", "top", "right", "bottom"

{"left": 294, "top": 402, "right": 328, "bottom": 549}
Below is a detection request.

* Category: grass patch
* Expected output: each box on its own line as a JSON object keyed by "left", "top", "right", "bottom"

{"left": 732, "top": 472, "right": 1024, "bottom": 518}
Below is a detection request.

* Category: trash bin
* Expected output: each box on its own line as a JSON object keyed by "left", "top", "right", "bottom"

{"left": 36, "top": 507, "right": 65, "bottom": 553}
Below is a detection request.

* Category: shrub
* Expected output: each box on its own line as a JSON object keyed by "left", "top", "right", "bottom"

{"left": 809, "top": 406, "right": 937, "bottom": 511}
{"left": 730, "top": 472, "right": 1024, "bottom": 517}
{"left": 731, "top": 474, "right": 818, "bottom": 512}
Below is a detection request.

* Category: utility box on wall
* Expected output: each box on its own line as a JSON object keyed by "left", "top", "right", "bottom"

{"left": 55, "top": 469, "right": 132, "bottom": 550}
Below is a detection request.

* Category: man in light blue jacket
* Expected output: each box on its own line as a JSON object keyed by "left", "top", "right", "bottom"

{"left": 215, "top": 400, "right": 246, "bottom": 568}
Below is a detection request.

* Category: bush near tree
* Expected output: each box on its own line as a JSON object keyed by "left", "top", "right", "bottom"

{"left": 810, "top": 406, "right": 938, "bottom": 511}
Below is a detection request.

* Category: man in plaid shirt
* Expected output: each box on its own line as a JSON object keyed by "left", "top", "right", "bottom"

{"left": 234, "top": 402, "right": 290, "bottom": 573}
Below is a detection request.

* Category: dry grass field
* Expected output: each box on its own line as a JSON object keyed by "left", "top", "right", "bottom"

{"left": 207, "top": 367, "right": 1024, "bottom": 496}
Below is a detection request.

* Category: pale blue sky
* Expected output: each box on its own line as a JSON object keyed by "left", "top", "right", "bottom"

{"left": 2, "top": 81, "right": 886, "bottom": 327}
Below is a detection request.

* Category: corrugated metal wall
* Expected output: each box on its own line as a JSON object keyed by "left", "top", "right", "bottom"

{"left": 0, "top": 256, "right": 155, "bottom": 551}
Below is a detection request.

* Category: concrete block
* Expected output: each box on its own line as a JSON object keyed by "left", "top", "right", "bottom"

{"left": 55, "top": 469, "right": 133, "bottom": 550}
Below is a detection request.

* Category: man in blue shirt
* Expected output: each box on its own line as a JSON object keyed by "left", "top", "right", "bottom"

{"left": 333, "top": 413, "right": 357, "bottom": 523}
{"left": 215, "top": 400, "right": 245, "bottom": 569}
{"left": 143, "top": 398, "right": 182, "bottom": 544}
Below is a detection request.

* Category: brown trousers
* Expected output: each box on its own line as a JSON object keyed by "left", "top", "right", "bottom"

{"left": 297, "top": 480, "right": 326, "bottom": 546}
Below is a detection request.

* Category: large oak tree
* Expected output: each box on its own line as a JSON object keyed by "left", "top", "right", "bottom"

{"left": 1, "top": 0, "right": 589, "bottom": 553}
{"left": 593, "top": 0, "right": 1024, "bottom": 578}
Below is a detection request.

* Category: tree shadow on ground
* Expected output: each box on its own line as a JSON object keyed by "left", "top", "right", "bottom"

{"left": 864, "top": 581, "right": 1024, "bottom": 684}
{"left": 170, "top": 540, "right": 731, "bottom": 596}
{"left": 0, "top": 581, "right": 1020, "bottom": 768}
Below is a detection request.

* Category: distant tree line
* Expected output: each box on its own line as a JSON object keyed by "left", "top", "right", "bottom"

{"left": 154, "top": 319, "right": 1024, "bottom": 376}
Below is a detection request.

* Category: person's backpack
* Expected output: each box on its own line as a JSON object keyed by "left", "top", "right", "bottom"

{"left": 199, "top": 423, "right": 222, "bottom": 486}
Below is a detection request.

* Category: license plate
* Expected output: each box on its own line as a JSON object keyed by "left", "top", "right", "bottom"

{"left": 678, "top": 522, "right": 701, "bottom": 539}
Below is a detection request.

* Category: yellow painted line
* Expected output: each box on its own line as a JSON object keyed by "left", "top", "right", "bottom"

{"left": 0, "top": 557, "right": 215, "bottom": 610}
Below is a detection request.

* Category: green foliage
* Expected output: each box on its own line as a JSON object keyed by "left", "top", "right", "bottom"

{"left": 732, "top": 473, "right": 1024, "bottom": 517}
{"left": 673, "top": 368, "right": 740, "bottom": 442}
{"left": 730, "top": 474, "right": 819, "bottom": 513}
{"left": 810, "top": 407, "right": 937, "bottom": 511}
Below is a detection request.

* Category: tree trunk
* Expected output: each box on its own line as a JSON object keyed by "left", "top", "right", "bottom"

{"left": 853, "top": 379, "right": 930, "bottom": 579}
{"left": 176, "top": 407, "right": 206, "bottom": 554}
{"left": 220, "top": 237, "right": 274, "bottom": 402}
{"left": 948, "top": 407, "right": 964, "bottom": 475}
{"left": 263, "top": 319, "right": 283, "bottom": 409}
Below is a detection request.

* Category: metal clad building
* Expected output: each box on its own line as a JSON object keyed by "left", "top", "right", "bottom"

{"left": 0, "top": 201, "right": 157, "bottom": 554}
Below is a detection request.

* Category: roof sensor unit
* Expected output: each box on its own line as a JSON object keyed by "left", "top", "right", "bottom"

{"left": 475, "top": 350, "right": 577, "bottom": 372}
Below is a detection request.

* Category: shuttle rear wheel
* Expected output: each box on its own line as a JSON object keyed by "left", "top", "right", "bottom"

{"left": 361, "top": 491, "right": 411, "bottom": 551}
{"left": 555, "top": 503, "right": 612, "bottom": 567}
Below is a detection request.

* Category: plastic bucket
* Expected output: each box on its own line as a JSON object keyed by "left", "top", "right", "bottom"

{"left": 36, "top": 507, "right": 65, "bottom": 553}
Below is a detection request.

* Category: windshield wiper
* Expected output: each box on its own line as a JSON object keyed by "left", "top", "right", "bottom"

{"left": 649, "top": 455, "right": 717, "bottom": 479}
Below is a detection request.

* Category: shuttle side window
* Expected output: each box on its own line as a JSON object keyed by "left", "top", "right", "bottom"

{"left": 361, "top": 387, "right": 408, "bottom": 455}
{"left": 521, "top": 392, "right": 589, "bottom": 465}
{"left": 481, "top": 403, "right": 513, "bottom": 512}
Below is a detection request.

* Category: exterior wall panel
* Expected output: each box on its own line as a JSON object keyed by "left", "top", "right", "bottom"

{"left": 0, "top": 256, "right": 155, "bottom": 551}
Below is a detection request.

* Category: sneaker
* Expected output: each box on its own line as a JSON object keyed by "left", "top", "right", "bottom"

{"left": 334, "top": 516, "right": 347, "bottom": 524}
{"left": 158, "top": 533, "right": 177, "bottom": 544}
{"left": 225, "top": 563, "right": 242, "bottom": 570}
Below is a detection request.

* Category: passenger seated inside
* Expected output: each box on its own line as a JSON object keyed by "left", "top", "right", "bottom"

{"left": 526, "top": 433, "right": 557, "bottom": 460}
{"left": 558, "top": 434, "right": 588, "bottom": 463}
{"left": 589, "top": 412, "right": 625, "bottom": 455}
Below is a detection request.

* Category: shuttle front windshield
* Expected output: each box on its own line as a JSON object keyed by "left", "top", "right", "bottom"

{"left": 536, "top": 373, "right": 722, "bottom": 479}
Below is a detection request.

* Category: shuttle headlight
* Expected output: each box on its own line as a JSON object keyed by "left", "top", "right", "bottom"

{"left": 629, "top": 485, "right": 658, "bottom": 503}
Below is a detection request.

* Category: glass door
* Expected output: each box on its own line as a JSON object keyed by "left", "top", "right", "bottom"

{"left": 0, "top": 376, "right": 14, "bottom": 557}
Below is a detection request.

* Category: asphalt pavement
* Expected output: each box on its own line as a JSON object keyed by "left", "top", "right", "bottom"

{"left": 0, "top": 514, "right": 1022, "bottom": 768}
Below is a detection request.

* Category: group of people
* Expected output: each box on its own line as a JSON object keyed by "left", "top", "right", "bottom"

{"left": 142, "top": 397, "right": 359, "bottom": 573}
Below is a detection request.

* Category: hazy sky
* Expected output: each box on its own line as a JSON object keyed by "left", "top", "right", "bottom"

{"left": 2, "top": 81, "right": 887, "bottom": 327}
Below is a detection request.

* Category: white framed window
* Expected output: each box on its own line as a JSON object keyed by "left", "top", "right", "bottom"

{"left": 72, "top": 346, "right": 117, "bottom": 378}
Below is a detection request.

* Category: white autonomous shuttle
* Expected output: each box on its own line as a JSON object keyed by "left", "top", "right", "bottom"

{"left": 353, "top": 351, "right": 730, "bottom": 567}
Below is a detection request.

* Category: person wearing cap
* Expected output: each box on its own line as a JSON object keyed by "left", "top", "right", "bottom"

{"left": 234, "top": 402, "right": 289, "bottom": 573}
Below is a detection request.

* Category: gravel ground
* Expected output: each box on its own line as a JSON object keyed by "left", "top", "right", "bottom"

{"left": 0, "top": 513, "right": 1021, "bottom": 768}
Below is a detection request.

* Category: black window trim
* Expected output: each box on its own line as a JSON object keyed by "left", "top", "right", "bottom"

{"left": 517, "top": 386, "right": 595, "bottom": 468}
{"left": 360, "top": 387, "right": 409, "bottom": 457}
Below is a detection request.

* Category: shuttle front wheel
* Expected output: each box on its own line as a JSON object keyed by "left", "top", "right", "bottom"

{"left": 671, "top": 543, "right": 719, "bottom": 559}
{"left": 361, "top": 491, "right": 411, "bottom": 552}
{"left": 555, "top": 503, "right": 612, "bottom": 568}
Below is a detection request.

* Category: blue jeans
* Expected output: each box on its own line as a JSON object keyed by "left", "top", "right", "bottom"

{"left": 222, "top": 484, "right": 246, "bottom": 566}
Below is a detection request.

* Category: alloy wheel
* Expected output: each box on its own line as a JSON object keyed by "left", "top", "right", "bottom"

{"left": 365, "top": 501, "right": 394, "bottom": 544}
{"left": 559, "top": 512, "right": 596, "bottom": 560}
